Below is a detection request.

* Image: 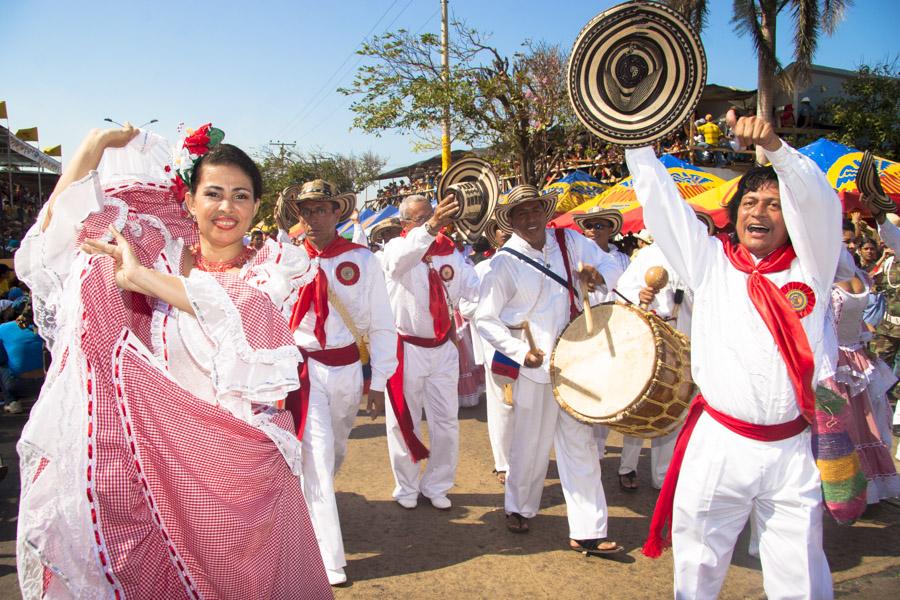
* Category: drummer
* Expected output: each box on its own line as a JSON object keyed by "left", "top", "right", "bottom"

{"left": 474, "top": 185, "right": 624, "bottom": 555}
{"left": 612, "top": 209, "right": 715, "bottom": 490}
{"left": 629, "top": 110, "right": 838, "bottom": 598}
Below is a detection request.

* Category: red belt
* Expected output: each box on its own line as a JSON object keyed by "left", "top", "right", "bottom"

{"left": 285, "top": 343, "right": 360, "bottom": 440}
{"left": 642, "top": 393, "right": 808, "bottom": 558}
{"left": 382, "top": 329, "right": 451, "bottom": 463}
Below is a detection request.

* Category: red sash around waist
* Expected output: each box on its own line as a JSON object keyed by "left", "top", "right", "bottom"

{"left": 382, "top": 329, "right": 452, "bottom": 463}
{"left": 642, "top": 393, "right": 809, "bottom": 558}
{"left": 285, "top": 343, "right": 361, "bottom": 440}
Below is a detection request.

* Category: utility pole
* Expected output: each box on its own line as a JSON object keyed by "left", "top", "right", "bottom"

{"left": 268, "top": 140, "right": 296, "bottom": 176}
{"left": 440, "top": 0, "right": 451, "bottom": 174}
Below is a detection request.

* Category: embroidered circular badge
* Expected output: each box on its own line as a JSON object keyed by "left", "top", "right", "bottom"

{"left": 439, "top": 264, "right": 455, "bottom": 282}
{"left": 781, "top": 282, "right": 816, "bottom": 318}
{"left": 336, "top": 261, "right": 360, "bottom": 286}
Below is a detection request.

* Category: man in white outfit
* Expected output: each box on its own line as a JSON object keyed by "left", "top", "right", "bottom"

{"left": 475, "top": 185, "right": 624, "bottom": 554}
{"left": 631, "top": 110, "right": 838, "bottom": 599}
{"left": 287, "top": 179, "right": 398, "bottom": 586}
{"left": 381, "top": 193, "right": 480, "bottom": 510}
{"left": 459, "top": 220, "right": 513, "bottom": 484}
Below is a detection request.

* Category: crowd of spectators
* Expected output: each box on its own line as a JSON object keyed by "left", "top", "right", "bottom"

{"left": 0, "top": 266, "right": 43, "bottom": 415}
{"left": 1, "top": 181, "right": 45, "bottom": 258}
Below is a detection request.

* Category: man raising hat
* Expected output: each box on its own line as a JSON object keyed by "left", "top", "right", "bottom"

{"left": 381, "top": 193, "right": 480, "bottom": 510}
{"left": 474, "top": 185, "right": 624, "bottom": 554}
{"left": 629, "top": 110, "right": 838, "bottom": 598}
{"left": 287, "top": 179, "right": 398, "bottom": 586}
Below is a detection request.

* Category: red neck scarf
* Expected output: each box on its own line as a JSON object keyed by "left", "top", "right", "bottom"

{"left": 400, "top": 228, "right": 456, "bottom": 339}
{"left": 288, "top": 234, "right": 365, "bottom": 348}
{"left": 719, "top": 236, "right": 815, "bottom": 423}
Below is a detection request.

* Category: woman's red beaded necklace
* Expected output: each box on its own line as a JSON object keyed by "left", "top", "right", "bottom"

{"left": 189, "top": 244, "right": 256, "bottom": 272}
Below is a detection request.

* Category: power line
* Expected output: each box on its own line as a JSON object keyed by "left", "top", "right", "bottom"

{"left": 277, "top": 0, "right": 408, "bottom": 136}
{"left": 295, "top": 3, "right": 440, "bottom": 142}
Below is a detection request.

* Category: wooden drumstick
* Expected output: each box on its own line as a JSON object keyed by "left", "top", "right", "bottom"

{"left": 640, "top": 266, "right": 669, "bottom": 310}
{"left": 576, "top": 261, "right": 594, "bottom": 334}
{"left": 522, "top": 321, "right": 538, "bottom": 354}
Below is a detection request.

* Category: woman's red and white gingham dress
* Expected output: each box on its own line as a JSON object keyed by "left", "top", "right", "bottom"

{"left": 14, "top": 132, "right": 333, "bottom": 599}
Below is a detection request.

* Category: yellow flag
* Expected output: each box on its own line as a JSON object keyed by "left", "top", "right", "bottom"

{"left": 43, "top": 145, "right": 62, "bottom": 157}
{"left": 0, "top": 101, "right": 7, "bottom": 120}
{"left": 15, "top": 127, "right": 38, "bottom": 142}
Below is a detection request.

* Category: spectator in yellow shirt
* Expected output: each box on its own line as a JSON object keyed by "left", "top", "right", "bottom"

{"left": 697, "top": 114, "right": 723, "bottom": 145}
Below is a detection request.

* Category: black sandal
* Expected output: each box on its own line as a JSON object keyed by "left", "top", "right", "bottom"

{"left": 506, "top": 512, "right": 530, "bottom": 533}
{"left": 619, "top": 470, "right": 638, "bottom": 492}
{"left": 569, "top": 538, "right": 624, "bottom": 556}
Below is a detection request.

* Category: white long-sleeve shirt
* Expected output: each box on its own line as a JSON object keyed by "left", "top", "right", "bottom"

{"left": 626, "top": 142, "right": 841, "bottom": 425}
{"left": 293, "top": 247, "right": 398, "bottom": 392}
{"left": 616, "top": 243, "right": 693, "bottom": 336}
{"left": 590, "top": 243, "right": 628, "bottom": 303}
{"left": 381, "top": 225, "right": 480, "bottom": 339}
{"left": 878, "top": 218, "right": 900, "bottom": 254}
{"left": 474, "top": 228, "right": 623, "bottom": 384}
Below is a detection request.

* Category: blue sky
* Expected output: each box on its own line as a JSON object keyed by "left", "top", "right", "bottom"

{"left": 4, "top": 0, "right": 898, "bottom": 178}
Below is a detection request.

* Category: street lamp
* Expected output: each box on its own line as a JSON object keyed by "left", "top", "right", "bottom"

{"left": 103, "top": 118, "right": 159, "bottom": 128}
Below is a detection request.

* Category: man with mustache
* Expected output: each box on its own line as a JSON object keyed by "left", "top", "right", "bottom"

{"left": 630, "top": 109, "right": 840, "bottom": 599}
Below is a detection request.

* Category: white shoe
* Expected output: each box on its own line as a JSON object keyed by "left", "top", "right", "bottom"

{"left": 428, "top": 495, "right": 451, "bottom": 510}
{"left": 396, "top": 496, "right": 418, "bottom": 509}
{"left": 3, "top": 401, "right": 23, "bottom": 414}
{"left": 326, "top": 568, "right": 347, "bottom": 586}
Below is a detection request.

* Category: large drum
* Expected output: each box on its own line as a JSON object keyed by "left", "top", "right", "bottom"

{"left": 550, "top": 302, "right": 694, "bottom": 438}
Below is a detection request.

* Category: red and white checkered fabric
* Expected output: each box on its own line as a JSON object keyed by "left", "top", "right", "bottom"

{"left": 69, "top": 198, "right": 331, "bottom": 598}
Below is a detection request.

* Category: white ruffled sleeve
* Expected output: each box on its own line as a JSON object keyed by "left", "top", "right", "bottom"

{"left": 178, "top": 269, "right": 302, "bottom": 406}
{"left": 242, "top": 239, "right": 317, "bottom": 319}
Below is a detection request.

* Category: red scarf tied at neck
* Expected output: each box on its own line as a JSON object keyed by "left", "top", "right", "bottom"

{"left": 289, "top": 235, "right": 365, "bottom": 348}
{"left": 719, "top": 236, "right": 816, "bottom": 423}
{"left": 399, "top": 228, "right": 456, "bottom": 338}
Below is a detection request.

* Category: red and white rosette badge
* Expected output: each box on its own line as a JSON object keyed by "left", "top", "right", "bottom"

{"left": 439, "top": 264, "right": 455, "bottom": 282}
{"left": 781, "top": 281, "right": 816, "bottom": 318}
{"left": 169, "top": 123, "right": 226, "bottom": 201}
{"left": 335, "top": 261, "right": 360, "bottom": 286}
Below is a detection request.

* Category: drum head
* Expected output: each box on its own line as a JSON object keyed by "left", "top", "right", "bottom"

{"left": 551, "top": 304, "right": 657, "bottom": 421}
{"left": 567, "top": 1, "right": 706, "bottom": 147}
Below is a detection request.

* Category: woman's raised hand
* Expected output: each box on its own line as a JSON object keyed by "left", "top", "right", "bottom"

{"left": 81, "top": 225, "right": 145, "bottom": 292}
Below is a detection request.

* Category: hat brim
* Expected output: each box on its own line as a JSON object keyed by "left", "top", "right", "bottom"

{"left": 567, "top": 2, "right": 706, "bottom": 147}
{"left": 437, "top": 157, "right": 500, "bottom": 245}
{"left": 572, "top": 210, "right": 623, "bottom": 237}
{"left": 369, "top": 219, "right": 403, "bottom": 244}
{"left": 294, "top": 192, "right": 356, "bottom": 224}
{"left": 494, "top": 192, "right": 559, "bottom": 234}
{"left": 694, "top": 211, "right": 715, "bottom": 236}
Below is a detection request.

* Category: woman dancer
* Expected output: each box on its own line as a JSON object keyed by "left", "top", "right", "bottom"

{"left": 15, "top": 124, "right": 332, "bottom": 599}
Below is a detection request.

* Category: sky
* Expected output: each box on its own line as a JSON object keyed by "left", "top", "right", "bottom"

{"left": 3, "top": 0, "right": 899, "bottom": 182}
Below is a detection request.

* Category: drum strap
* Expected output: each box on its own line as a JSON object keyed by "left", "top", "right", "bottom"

{"left": 497, "top": 248, "right": 572, "bottom": 292}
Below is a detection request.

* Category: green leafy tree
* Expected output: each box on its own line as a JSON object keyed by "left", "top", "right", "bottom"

{"left": 340, "top": 22, "right": 581, "bottom": 185}
{"left": 823, "top": 61, "right": 900, "bottom": 160}
{"left": 254, "top": 149, "right": 386, "bottom": 228}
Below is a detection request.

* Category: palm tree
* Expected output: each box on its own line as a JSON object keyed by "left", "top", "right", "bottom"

{"left": 667, "top": 0, "right": 851, "bottom": 161}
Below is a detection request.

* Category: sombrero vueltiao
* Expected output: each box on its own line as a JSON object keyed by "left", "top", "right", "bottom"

{"left": 568, "top": 1, "right": 707, "bottom": 147}
{"left": 572, "top": 207, "right": 624, "bottom": 236}
{"left": 494, "top": 184, "right": 559, "bottom": 234}
{"left": 482, "top": 218, "right": 506, "bottom": 249}
{"left": 294, "top": 179, "right": 356, "bottom": 223}
{"left": 694, "top": 209, "right": 715, "bottom": 236}
{"left": 369, "top": 217, "right": 403, "bottom": 245}
{"left": 436, "top": 157, "right": 500, "bottom": 245}
{"left": 274, "top": 184, "right": 301, "bottom": 231}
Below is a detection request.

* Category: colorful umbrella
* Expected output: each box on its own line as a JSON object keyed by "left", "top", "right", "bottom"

{"left": 551, "top": 154, "right": 726, "bottom": 233}
{"left": 797, "top": 138, "right": 900, "bottom": 211}
{"left": 543, "top": 170, "right": 608, "bottom": 213}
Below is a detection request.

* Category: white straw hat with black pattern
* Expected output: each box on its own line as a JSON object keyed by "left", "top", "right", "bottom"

{"left": 567, "top": 1, "right": 706, "bottom": 147}
{"left": 572, "top": 207, "right": 624, "bottom": 236}
{"left": 494, "top": 184, "right": 558, "bottom": 233}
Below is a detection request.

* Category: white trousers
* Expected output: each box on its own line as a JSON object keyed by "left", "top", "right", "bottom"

{"left": 593, "top": 427, "right": 677, "bottom": 488}
{"left": 672, "top": 413, "right": 833, "bottom": 600}
{"left": 300, "top": 359, "right": 363, "bottom": 573}
{"left": 485, "top": 368, "right": 513, "bottom": 473}
{"left": 506, "top": 377, "right": 610, "bottom": 539}
{"left": 385, "top": 341, "right": 459, "bottom": 501}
